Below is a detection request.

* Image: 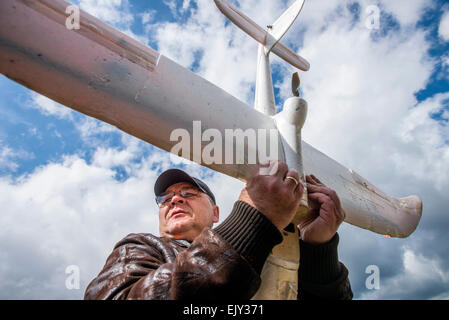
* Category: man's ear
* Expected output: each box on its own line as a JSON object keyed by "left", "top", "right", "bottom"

{"left": 212, "top": 205, "right": 219, "bottom": 223}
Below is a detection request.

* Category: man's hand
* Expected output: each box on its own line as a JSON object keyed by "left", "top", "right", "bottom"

{"left": 298, "top": 175, "right": 346, "bottom": 244}
{"left": 238, "top": 160, "right": 304, "bottom": 231}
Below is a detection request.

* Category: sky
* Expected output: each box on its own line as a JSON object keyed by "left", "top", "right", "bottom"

{"left": 0, "top": 0, "right": 448, "bottom": 300}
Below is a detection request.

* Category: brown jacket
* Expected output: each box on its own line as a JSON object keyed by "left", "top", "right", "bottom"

{"left": 84, "top": 201, "right": 353, "bottom": 300}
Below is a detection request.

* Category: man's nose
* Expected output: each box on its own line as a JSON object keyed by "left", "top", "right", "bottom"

{"left": 170, "top": 194, "right": 185, "bottom": 205}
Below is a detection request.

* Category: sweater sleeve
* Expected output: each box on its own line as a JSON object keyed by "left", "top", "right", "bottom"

{"left": 298, "top": 233, "right": 353, "bottom": 300}
{"left": 214, "top": 200, "right": 283, "bottom": 274}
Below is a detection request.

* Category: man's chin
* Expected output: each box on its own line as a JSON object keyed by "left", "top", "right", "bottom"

{"left": 167, "top": 220, "right": 193, "bottom": 237}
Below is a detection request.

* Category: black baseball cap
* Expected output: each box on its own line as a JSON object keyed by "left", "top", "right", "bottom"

{"left": 154, "top": 169, "right": 216, "bottom": 204}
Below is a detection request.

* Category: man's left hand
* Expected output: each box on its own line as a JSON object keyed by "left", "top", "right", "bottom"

{"left": 298, "top": 175, "right": 346, "bottom": 244}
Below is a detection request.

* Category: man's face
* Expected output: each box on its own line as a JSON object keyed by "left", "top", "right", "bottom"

{"left": 158, "top": 182, "right": 219, "bottom": 242}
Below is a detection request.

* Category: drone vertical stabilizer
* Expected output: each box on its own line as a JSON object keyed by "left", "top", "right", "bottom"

{"left": 213, "top": 0, "right": 309, "bottom": 71}
{"left": 266, "top": 0, "right": 305, "bottom": 53}
{"left": 214, "top": 0, "right": 308, "bottom": 115}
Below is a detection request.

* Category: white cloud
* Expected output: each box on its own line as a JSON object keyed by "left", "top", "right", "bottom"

{"left": 0, "top": 146, "right": 19, "bottom": 171}
{"left": 162, "top": 0, "right": 192, "bottom": 18}
{"left": 30, "top": 93, "right": 73, "bottom": 120}
{"left": 395, "top": 93, "right": 449, "bottom": 190}
{"left": 182, "top": 0, "right": 192, "bottom": 13}
{"left": 439, "top": 9, "right": 449, "bottom": 42}
{"left": 377, "top": 0, "right": 428, "bottom": 27}
{"left": 91, "top": 134, "right": 141, "bottom": 169}
{"left": 77, "top": 0, "right": 149, "bottom": 45}
{"left": 74, "top": 117, "right": 119, "bottom": 147}
{"left": 360, "top": 248, "right": 449, "bottom": 299}
{"left": 140, "top": 10, "right": 156, "bottom": 25}
{"left": 0, "top": 148, "right": 161, "bottom": 298}
{"left": 78, "top": 0, "right": 133, "bottom": 27}
{"left": 403, "top": 249, "right": 449, "bottom": 282}
{"left": 443, "top": 55, "right": 449, "bottom": 69}
{"left": 0, "top": 144, "right": 33, "bottom": 172}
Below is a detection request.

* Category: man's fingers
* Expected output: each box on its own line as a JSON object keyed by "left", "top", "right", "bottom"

{"left": 308, "top": 192, "right": 332, "bottom": 206}
{"left": 311, "top": 174, "right": 324, "bottom": 184}
{"left": 307, "top": 184, "right": 342, "bottom": 208}
{"left": 257, "top": 160, "right": 288, "bottom": 178}
{"left": 306, "top": 174, "right": 323, "bottom": 186}
{"left": 308, "top": 192, "right": 345, "bottom": 222}
{"left": 274, "top": 160, "right": 288, "bottom": 178}
{"left": 305, "top": 175, "right": 316, "bottom": 184}
{"left": 306, "top": 174, "right": 343, "bottom": 209}
{"left": 308, "top": 193, "right": 340, "bottom": 221}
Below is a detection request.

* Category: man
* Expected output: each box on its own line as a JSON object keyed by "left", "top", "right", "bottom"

{"left": 84, "top": 161, "right": 353, "bottom": 300}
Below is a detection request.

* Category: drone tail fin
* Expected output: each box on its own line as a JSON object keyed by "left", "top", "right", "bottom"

{"left": 266, "top": 0, "right": 305, "bottom": 52}
{"left": 214, "top": 0, "right": 309, "bottom": 71}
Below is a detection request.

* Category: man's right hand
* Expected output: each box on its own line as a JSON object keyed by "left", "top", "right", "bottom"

{"left": 238, "top": 160, "right": 304, "bottom": 231}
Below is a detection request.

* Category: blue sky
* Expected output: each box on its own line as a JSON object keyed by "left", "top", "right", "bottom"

{"left": 1, "top": 0, "right": 449, "bottom": 300}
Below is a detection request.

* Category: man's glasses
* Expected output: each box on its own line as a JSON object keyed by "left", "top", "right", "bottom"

{"left": 156, "top": 188, "right": 203, "bottom": 207}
